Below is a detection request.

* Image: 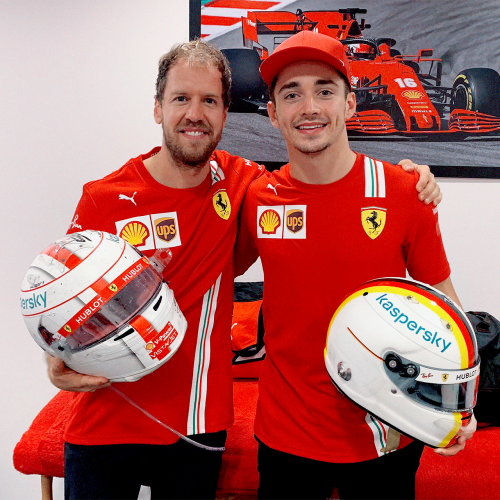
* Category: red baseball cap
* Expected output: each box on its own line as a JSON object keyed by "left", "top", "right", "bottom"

{"left": 259, "top": 30, "right": 352, "bottom": 89}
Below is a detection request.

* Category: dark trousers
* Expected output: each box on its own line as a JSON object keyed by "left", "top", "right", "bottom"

{"left": 64, "top": 431, "right": 226, "bottom": 500}
{"left": 257, "top": 439, "right": 425, "bottom": 500}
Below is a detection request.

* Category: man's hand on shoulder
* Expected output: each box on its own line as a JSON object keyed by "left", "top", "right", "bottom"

{"left": 433, "top": 413, "right": 477, "bottom": 457}
{"left": 398, "top": 159, "right": 442, "bottom": 206}
{"left": 46, "top": 354, "right": 111, "bottom": 392}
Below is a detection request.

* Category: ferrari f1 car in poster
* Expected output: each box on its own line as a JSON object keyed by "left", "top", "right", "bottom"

{"left": 201, "top": 0, "right": 500, "bottom": 172}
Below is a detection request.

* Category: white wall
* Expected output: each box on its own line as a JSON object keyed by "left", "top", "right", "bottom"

{"left": 1, "top": 3, "right": 499, "bottom": 500}
{"left": 0, "top": 2, "right": 189, "bottom": 499}
{"left": 437, "top": 178, "right": 500, "bottom": 319}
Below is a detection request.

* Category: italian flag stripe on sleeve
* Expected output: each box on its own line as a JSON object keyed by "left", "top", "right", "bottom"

{"left": 365, "top": 413, "right": 391, "bottom": 457}
{"left": 210, "top": 159, "right": 224, "bottom": 185}
{"left": 187, "top": 274, "right": 222, "bottom": 435}
{"left": 364, "top": 156, "right": 386, "bottom": 198}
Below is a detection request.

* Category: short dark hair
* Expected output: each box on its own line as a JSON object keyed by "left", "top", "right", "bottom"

{"left": 156, "top": 39, "right": 231, "bottom": 108}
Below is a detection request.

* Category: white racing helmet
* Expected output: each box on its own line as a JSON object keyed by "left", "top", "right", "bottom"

{"left": 20, "top": 230, "right": 187, "bottom": 382}
{"left": 325, "top": 277, "right": 480, "bottom": 448}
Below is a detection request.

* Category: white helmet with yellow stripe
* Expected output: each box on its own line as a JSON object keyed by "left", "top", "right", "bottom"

{"left": 20, "top": 230, "right": 186, "bottom": 382}
{"left": 325, "top": 277, "right": 479, "bottom": 448}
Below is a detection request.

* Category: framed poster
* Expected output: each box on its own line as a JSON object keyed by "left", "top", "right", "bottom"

{"left": 196, "top": 0, "right": 500, "bottom": 178}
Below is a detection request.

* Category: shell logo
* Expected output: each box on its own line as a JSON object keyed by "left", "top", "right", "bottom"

{"left": 145, "top": 342, "right": 154, "bottom": 351}
{"left": 401, "top": 90, "right": 425, "bottom": 100}
{"left": 259, "top": 209, "right": 281, "bottom": 234}
{"left": 120, "top": 221, "right": 150, "bottom": 247}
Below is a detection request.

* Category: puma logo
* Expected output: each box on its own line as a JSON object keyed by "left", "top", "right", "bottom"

{"left": 267, "top": 183, "right": 279, "bottom": 196}
{"left": 119, "top": 192, "right": 137, "bottom": 205}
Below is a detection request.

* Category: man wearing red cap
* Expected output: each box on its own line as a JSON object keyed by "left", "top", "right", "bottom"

{"left": 235, "top": 31, "right": 476, "bottom": 500}
{"left": 42, "top": 36, "right": 441, "bottom": 500}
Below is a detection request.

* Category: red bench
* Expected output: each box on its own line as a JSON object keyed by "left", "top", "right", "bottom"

{"left": 13, "top": 371, "right": 500, "bottom": 500}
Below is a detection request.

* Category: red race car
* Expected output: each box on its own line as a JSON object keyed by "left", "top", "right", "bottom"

{"left": 221, "top": 8, "right": 500, "bottom": 139}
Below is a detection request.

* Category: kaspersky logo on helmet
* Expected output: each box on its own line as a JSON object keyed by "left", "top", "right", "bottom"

{"left": 374, "top": 293, "right": 453, "bottom": 354}
{"left": 20, "top": 291, "right": 47, "bottom": 312}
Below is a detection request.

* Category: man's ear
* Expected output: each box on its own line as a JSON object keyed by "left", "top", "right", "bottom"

{"left": 267, "top": 100, "right": 280, "bottom": 130}
{"left": 154, "top": 97, "right": 163, "bottom": 124}
{"left": 345, "top": 91, "right": 356, "bottom": 120}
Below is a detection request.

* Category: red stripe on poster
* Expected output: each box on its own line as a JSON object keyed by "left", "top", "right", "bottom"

{"left": 201, "top": 15, "right": 241, "bottom": 26}
{"left": 205, "top": 0, "right": 278, "bottom": 9}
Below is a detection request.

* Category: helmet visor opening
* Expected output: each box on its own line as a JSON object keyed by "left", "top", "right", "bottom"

{"left": 66, "top": 266, "right": 162, "bottom": 351}
{"left": 406, "top": 378, "right": 478, "bottom": 412}
{"left": 384, "top": 353, "right": 479, "bottom": 413}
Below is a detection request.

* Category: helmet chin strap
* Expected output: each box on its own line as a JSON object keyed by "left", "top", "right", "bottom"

{"left": 110, "top": 386, "right": 225, "bottom": 452}
{"left": 380, "top": 426, "right": 401, "bottom": 453}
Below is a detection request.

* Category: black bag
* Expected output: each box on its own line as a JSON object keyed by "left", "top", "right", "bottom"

{"left": 466, "top": 311, "right": 500, "bottom": 424}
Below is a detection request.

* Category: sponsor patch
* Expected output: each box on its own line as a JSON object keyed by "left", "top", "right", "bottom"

{"left": 120, "top": 221, "right": 149, "bottom": 247}
{"left": 155, "top": 217, "right": 177, "bottom": 243}
{"left": 257, "top": 206, "right": 306, "bottom": 239}
{"left": 213, "top": 190, "right": 231, "bottom": 220}
{"left": 286, "top": 209, "right": 304, "bottom": 234}
{"left": 259, "top": 209, "right": 281, "bottom": 235}
{"left": 143, "top": 321, "right": 179, "bottom": 361}
{"left": 362, "top": 207, "right": 386, "bottom": 239}
{"left": 115, "top": 212, "right": 181, "bottom": 250}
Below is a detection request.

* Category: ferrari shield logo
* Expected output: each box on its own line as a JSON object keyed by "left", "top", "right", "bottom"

{"left": 213, "top": 190, "right": 231, "bottom": 220}
{"left": 361, "top": 207, "right": 386, "bottom": 239}
{"left": 442, "top": 373, "right": 449, "bottom": 382}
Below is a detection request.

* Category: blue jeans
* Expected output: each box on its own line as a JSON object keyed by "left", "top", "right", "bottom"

{"left": 64, "top": 431, "right": 226, "bottom": 500}
{"left": 257, "top": 438, "right": 424, "bottom": 500}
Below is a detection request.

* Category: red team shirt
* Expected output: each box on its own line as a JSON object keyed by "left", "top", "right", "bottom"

{"left": 64, "top": 147, "right": 264, "bottom": 445}
{"left": 235, "top": 152, "right": 451, "bottom": 463}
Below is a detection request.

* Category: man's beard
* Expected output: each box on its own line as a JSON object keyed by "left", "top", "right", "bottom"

{"left": 163, "top": 123, "right": 222, "bottom": 170}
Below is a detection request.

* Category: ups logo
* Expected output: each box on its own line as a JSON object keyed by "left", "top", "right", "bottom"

{"left": 155, "top": 217, "right": 177, "bottom": 242}
{"left": 286, "top": 209, "right": 304, "bottom": 234}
